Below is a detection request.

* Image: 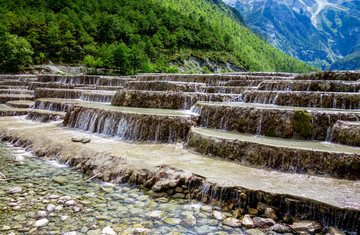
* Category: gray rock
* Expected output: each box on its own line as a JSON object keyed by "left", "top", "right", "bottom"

{"left": 270, "top": 224, "right": 289, "bottom": 233}
{"left": 253, "top": 217, "right": 276, "bottom": 227}
{"left": 87, "top": 229, "right": 102, "bottom": 235}
{"left": 71, "top": 137, "right": 82, "bottom": 142}
{"left": 61, "top": 215, "right": 69, "bottom": 221}
{"left": 162, "top": 218, "right": 181, "bottom": 225}
{"left": 8, "top": 187, "right": 22, "bottom": 194}
{"left": 200, "top": 205, "right": 213, "bottom": 213}
{"left": 64, "top": 232, "right": 78, "bottom": 235}
{"left": 34, "top": 218, "right": 49, "bottom": 227}
{"left": 15, "top": 155, "right": 25, "bottom": 162}
{"left": 196, "top": 225, "right": 214, "bottom": 234}
{"left": 36, "top": 211, "right": 48, "bottom": 218}
{"left": 326, "top": 226, "right": 346, "bottom": 235}
{"left": 65, "top": 200, "right": 76, "bottom": 206}
{"left": 242, "top": 215, "right": 255, "bottom": 228}
{"left": 53, "top": 176, "right": 68, "bottom": 185}
{"left": 212, "top": 211, "right": 226, "bottom": 220}
{"left": 101, "top": 226, "right": 116, "bottom": 235}
{"left": 223, "top": 217, "right": 242, "bottom": 227}
{"left": 0, "top": 226, "right": 11, "bottom": 231}
{"left": 264, "top": 208, "right": 278, "bottom": 220}
{"left": 134, "top": 228, "right": 151, "bottom": 234}
{"left": 245, "top": 228, "right": 266, "bottom": 235}
{"left": 291, "top": 220, "right": 323, "bottom": 234}
{"left": 130, "top": 208, "right": 143, "bottom": 216}
{"left": 147, "top": 210, "right": 163, "bottom": 219}
{"left": 48, "top": 194, "right": 60, "bottom": 199}
{"left": 183, "top": 214, "right": 197, "bottom": 225}
{"left": 47, "top": 204, "right": 56, "bottom": 212}
{"left": 54, "top": 205, "right": 63, "bottom": 212}
{"left": 81, "top": 138, "right": 91, "bottom": 144}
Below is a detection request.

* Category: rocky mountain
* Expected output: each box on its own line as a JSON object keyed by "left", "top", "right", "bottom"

{"left": 223, "top": 0, "right": 360, "bottom": 69}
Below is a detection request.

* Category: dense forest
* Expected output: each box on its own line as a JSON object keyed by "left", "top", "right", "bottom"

{"left": 0, "top": 0, "right": 318, "bottom": 74}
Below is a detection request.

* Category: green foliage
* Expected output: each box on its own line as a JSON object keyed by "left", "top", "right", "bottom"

{"left": 293, "top": 110, "right": 312, "bottom": 138}
{"left": 202, "top": 67, "right": 211, "bottom": 74}
{"left": 0, "top": 33, "right": 34, "bottom": 71}
{"left": 0, "top": 0, "right": 318, "bottom": 73}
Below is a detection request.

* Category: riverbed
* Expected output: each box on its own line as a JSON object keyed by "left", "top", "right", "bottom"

{"left": 0, "top": 141, "right": 246, "bottom": 234}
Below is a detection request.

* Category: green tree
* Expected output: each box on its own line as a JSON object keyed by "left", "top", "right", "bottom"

{"left": 0, "top": 33, "right": 34, "bottom": 71}
{"left": 112, "top": 42, "right": 130, "bottom": 74}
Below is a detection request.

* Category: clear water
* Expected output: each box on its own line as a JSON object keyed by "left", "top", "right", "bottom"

{"left": 0, "top": 141, "right": 245, "bottom": 234}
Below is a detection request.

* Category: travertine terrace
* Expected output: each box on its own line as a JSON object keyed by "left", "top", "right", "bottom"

{"left": 0, "top": 71, "right": 359, "bottom": 234}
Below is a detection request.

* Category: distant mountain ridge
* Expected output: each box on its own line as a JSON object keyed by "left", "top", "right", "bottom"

{"left": 223, "top": 0, "right": 360, "bottom": 70}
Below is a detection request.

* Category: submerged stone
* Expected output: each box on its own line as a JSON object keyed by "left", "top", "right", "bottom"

{"left": 53, "top": 176, "right": 68, "bottom": 185}
{"left": 223, "top": 217, "right": 242, "bottom": 227}
{"left": 8, "top": 187, "right": 22, "bottom": 194}
{"left": 34, "top": 218, "right": 49, "bottom": 227}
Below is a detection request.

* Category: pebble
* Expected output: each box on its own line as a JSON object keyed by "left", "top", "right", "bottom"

{"left": 34, "top": 218, "right": 49, "bottom": 227}
{"left": 223, "top": 217, "right": 242, "bottom": 227}
{"left": 64, "top": 232, "right": 78, "bottom": 235}
{"left": 183, "top": 214, "right": 197, "bottom": 225}
{"left": 47, "top": 204, "right": 56, "bottom": 212}
{"left": 73, "top": 206, "right": 82, "bottom": 212}
{"left": 15, "top": 155, "right": 25, "bottom": 162}
{"left": 101, "top": 226, "right": 116, "bottom": 235}
{"left": 264, "top": 208, "right": 278, "bottom": 220}
{"left": 212, "top": 211, "right": 226, "bottom": 220}
{"left": 54, "top": 205, "right": 63, "bottom": 212}
{"left": 0, "top": 226, "right": 11, "bottom": 231}
{"left": 327, "top": 226, "right": 346, "bottom": 235}
{"left": 48, "top": 194, "right": 60, "bottom": 199}
{"left": 134, "top": 228, "right": 151, "bottom": 234}
{"left": 148, "top": 210, "right": 163, "bottom": 219}
{"left": 36, "top": 211, "right": 47, "bottom": 218}
{"left": 8, "top": 187, "right": 22, "bottom": 194}
{"left": 53, "top": 176, "right": 68, "bottom": 184}
{"left": 242, "top": 215, "right": 255, "bottom": 228}
{"left": 162, "top": 218, "right": 181, "bottom": 225}
{"left": 200, "top": 205, "right": 213, "bottom": 213}
{"left": 270, "top": 224, "right": 289, "bottom": 233}
{"left": 253, "top": 217, "right": 276, "bottom": 227}
{"left": 61, "top": 215, "right": 69, "bottom": 221}
{"left": 65, "top": 200, "right": 76, "bottom": 206}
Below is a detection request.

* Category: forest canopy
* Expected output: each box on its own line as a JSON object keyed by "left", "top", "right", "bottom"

{"left": 0, "top": 0, "right": 318, "bottom": 73}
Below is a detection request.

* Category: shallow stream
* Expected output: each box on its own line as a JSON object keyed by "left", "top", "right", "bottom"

{"left": 0, "top": 141, "right": 245, "bottom": 234}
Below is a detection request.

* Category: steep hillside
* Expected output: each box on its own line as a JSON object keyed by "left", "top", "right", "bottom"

{"left": 223, "top": 0, "right": 360, "bottom": 69}
{"left": 0, "top": 0, "right": 317, "bottom": 73}
{"left": 330, "top": 51, "right": 360, "bottom": 70}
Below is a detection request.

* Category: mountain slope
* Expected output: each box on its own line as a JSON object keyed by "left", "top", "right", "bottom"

{"left": 0, "top": 0, "right": 317, "bottom": 73}
{"left": 223, "top": 0, "right": 360, "bottom": 69}
{"left": 330, "top": 51, "right": 360, "bottom": 70}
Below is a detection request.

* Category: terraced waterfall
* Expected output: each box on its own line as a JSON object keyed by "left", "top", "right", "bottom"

{"left": 0, "top": 71, "right": 359, "bottom": 234}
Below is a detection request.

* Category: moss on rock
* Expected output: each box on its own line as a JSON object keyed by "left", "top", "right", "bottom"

{"left": 293, "top": 111, "right": 312, "bottom": 138}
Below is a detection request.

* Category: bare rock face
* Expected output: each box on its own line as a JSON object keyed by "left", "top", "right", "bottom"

{"left": 290, "top": 220, "right": 323, "bottom": 234}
